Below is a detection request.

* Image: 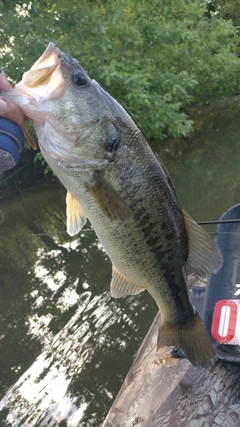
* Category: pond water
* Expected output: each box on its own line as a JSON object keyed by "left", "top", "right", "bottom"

{"left": 0, "top": 105, "right": 240, "bottom": 426}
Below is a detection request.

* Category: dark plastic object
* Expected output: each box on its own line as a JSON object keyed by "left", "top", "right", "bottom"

{"left": 203, "top": 203, "right": 240, "bottom": 363}
{"left": 0, "top": 118, "right": 25, "bottom": 173}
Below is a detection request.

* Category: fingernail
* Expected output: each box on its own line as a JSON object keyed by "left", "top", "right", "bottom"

{"left": 0, "top": 98, "right": 9, "bottom": 113}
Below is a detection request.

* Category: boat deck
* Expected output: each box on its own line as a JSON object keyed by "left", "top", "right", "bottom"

{"left": 102, "top": 276, "right": 240, "bottom": 427}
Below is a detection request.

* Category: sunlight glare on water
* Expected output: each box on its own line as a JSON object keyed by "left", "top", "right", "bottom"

{"left": 1, "top": 104, "right": 240, "bottom": 425}
{"left": 0, "top": 206, "right": 149, "bottom": 425}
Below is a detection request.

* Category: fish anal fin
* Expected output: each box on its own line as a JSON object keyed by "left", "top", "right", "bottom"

{"left": 87, "top": 173, "right": 132, "bottom": 221}
{"left": 158, "top": 311, "right": 217, "bottom": 367}
{"left": 110, "top": 265, "right": 145, "bottom": 298}
{"left": 184, "top": 211, "right": 223, "bottom": 277}
{"left": 66, "top": 191, "right": 87, "bottom": 236}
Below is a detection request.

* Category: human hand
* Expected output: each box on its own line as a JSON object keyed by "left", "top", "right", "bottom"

{"left": 0, "top": 67, "right": 25, "bottom": 174}
{"left": 0, "top": 68, "right": 25, "bottom": 127}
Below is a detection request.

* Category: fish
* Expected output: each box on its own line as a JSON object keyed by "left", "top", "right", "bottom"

{"left": 0, "top": 42, "right": 223, "bottom": 367}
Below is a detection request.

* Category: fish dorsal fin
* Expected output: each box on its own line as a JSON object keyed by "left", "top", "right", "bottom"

{"left": 110, "top": 265, "right": 145, "bottom": 298}
{"left": 87, "top": 172, "right": 132, "bottom": 221}
{"left": 184, "top": 210, "right": 223, "bottom": 277}
{"left": 66, "top": 191, "right": 87, "bottom": 236}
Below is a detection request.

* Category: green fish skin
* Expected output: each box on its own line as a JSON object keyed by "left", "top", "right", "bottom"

{"left": 0, "top": 43, "right": 223, "bottom": 367}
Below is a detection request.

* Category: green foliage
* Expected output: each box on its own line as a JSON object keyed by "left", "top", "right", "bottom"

{"left": 208, "top": 0, "right": 240, "bottom": 26}
{"left": 34, "top": 152, "right": 54, "bottom": 175}
{"left": 1, "top": 0, "right": 240, "bottom": 139}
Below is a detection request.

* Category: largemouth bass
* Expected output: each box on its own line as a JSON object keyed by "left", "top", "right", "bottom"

{"left": 1, "top": 43, "right": 222, "bottom": 367}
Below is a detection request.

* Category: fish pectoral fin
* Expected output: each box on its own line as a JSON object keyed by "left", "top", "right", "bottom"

{"left": 66, "top": 191, "right": 87, "bottom": 236}
{"left": 110, "top": 265, "right": 145, "bottom": 298}
{"left": 87, "top": 172, "right": 132, "bottom": 221}
{"left": 158, "top": 311, "right": 217, "bottom": 367}
{"left": 184, "top": 210, "right": 223, "bottom": 277}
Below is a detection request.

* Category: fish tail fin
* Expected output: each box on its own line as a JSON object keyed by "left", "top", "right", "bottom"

{"left": 157, "top": 311, "right": 217, "bottom": 367}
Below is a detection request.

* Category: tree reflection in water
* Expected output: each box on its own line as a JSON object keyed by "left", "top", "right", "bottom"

{"left": 1, "top": 104, "right": 240, "bottom": 425}
{"left": 0, "top": 180, "right": 155, "bottom": 426}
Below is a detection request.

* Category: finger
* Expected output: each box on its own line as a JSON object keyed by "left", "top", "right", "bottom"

{"left": 0, "top": 97, "right": 25, "bottom": 127}
{"left": 0, "top": 69, "right": 26, "bottom": 127}
{"left": 0, "top": 68, "right": 12, "bottom": 90}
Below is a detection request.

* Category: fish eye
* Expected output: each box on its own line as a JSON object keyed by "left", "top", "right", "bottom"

{"left": 72, "top": 71, "right": 88, "bottom": 87}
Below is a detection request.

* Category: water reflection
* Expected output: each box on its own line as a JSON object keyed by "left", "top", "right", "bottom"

{"left": 158, "top": 107, "right": 240, "bottom": 222}
{"left": 0, "top": 292, "right": 109, "bottom": 426}
{"left": 0, "top": 183, "right": 155, "bottom": 425}
{"left": 1, "top": 106, "right": 240, "bottom": 425}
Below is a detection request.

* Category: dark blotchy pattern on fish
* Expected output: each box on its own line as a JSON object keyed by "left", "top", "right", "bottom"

{"left": 102, "top": 122, "right": 193, "bottom": 324}
{"left": 0, "top": 42, "right": 222, "bottom": 365}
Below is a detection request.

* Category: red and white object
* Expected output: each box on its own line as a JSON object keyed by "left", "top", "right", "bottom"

{"left": 212, "top": 299, "right": 240, "bottom": 345}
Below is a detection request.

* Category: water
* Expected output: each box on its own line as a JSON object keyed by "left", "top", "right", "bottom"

{"left": 0, "top": 180, "right": 156, "bottom": 426}
{"left": 0, "top": 105, "right": 240, "bottom": 426}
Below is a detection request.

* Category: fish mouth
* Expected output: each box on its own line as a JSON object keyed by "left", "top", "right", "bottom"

{"left": 16, "top": 43, "right": 66, "bottom": 101}
{"left": 22, "top": 42, "right": 63, "bottom": 88}
{"left": 31, "top": 42, "right": 61, "bottom": 70}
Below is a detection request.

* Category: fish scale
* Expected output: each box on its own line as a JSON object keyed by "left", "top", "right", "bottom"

{"left": 95, "top": 125, "right": 195, "bottom": 322}
{"left": 0, "top": 42, "right": 223, "bottom": 367}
